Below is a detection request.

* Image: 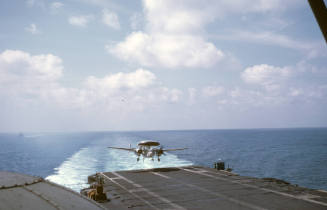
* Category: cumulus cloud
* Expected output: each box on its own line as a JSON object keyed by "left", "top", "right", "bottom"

{"left": 143, "top": 0, "right": 212, "bottom": 34}
{"left": 0, "top": 50, "right": 62, "bottom": 83}
{"left": 110, "top": 0, "right": 302, "bottom": 69}
{"left": 25, "top": 23, "right": 40, "bottom": 34}
{"left": 84, "top": 69, "right": 182, "bottom": 110}
{"left": 108, "top": 0, "right": 227, "bottom": 69}
{"left": 102, "top": 9, "right": 120, "bottom": 30}
{"left": 0, "top": 50, "right": 182, "bottom": 113}
{"left": 227, "top": 61, "right": 327, "bottom": 108}
{"left": 241, "top": 64, "right": 291, "bottom": 91}
{"left": 1, "top": 49, "right": 326, "bottom": 130}
{"left": 108, "top": 32, "right": 224, "bottom": 68}
{"left": 107, "top": 0, "right": 311, "bottom": 69}
{"left": 0, "top": 50, "right": 69, "bottom": 108}
{"left": 86, "top": 69, "right": 155, "bottom": 91}
{"left": 68, "top": 15, "right": 93, "bottom": 27}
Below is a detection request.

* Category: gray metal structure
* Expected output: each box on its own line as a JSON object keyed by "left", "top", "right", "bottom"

{"left": 0, "top": 171, "right": 104, "bottom": 210}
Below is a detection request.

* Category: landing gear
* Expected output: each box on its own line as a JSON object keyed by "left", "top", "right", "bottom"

{"left": 137, "top": 157, "right": 140, "bottom": 162}
{"left": 158, "top": 158, "right": 160, "bottom": 162}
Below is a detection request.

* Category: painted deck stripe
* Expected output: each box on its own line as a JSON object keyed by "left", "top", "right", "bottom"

{"left": 194, "top": 167, "right": 327, "bottom": 207}
{"left": 111, "top": 172, "right": 186, "bottom": 210}
{"left": 151, "top": 172, "right": 171, "bottom": 179}
{"left": 100, "top": 173, "right": 160, "bottom": 210}
{"left": 153, "top": 171, "right": 267, "bottom": 210}
{"left": 182, "top": 167, "right": 327, "bottom": 207}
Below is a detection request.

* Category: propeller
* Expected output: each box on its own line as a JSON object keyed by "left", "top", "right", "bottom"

{"left": 158, "top": 146, "right": 166, "bottom": 156}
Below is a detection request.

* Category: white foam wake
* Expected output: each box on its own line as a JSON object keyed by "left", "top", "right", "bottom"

{"left": 46, "top": 146, "right": 192, "bottom": 192}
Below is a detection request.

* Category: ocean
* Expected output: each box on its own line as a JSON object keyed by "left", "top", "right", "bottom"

{"left": 0, "top": 128, "right": 326, "bottom": 192}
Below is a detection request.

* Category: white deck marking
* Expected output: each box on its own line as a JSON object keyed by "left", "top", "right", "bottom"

{"left": 111, "top": 172, "right": 186, "bottom": 210}
{"left": 153, "top": 171, "right": 266, "bottom": 210}
{"left": 100, "top": 173, "right": 160, "bottom": 210}
{"left": 151, "top": 172, "right": 171, "bottom": 179}
{"left": 184, "top": 182, "right": 267, "bottom": 210}
{"left": 110, "top": 177, "right": 121, "bottom": 180}
{"left": 181, "top": 167, "right": 327, "bottom": 207}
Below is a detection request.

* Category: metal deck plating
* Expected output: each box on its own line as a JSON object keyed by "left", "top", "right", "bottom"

{"left": 92, "top": 166, "right": 327, "bottom": 210}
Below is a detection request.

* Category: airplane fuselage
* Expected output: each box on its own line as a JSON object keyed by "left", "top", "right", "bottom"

{"left": 134, "top": 145, "right": 161, "bottom": 161}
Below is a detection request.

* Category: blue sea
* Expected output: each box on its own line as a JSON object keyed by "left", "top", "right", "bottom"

{"left": 0, "top": 128, "right": 327, "bottom": 192}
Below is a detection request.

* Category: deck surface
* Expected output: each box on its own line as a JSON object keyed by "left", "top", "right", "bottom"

{"left": 96, "top": 166, "right": 327, "bottom": 210}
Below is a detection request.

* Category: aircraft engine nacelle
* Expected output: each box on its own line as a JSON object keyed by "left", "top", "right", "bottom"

{"left": 157, "top": 147, "right": 164, "bottom": 156}
{"left": 136, "top": 148, "right": 142, "bottom": 155}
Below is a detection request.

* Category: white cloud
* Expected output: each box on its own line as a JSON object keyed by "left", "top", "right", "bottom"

{"left": 1, "top": 48, "right": 326, "bottom": 130}
{"left": 86, "top": 69, "right": 156, "bottom": 91}
{"left": 0, "top": 50, "right": 66, "bottom": 107}
{"left": 241, "top": 64, "right": 291, "bottom": 91}
{"left": 231, "top": 61, "right": 327, "bottom": 108}
{"left": 109, "top": 32, "right": 224, "bottom": 68}
{"left": 108, "top": 0, "right": 227, "bottom": 69}
{"left": 143, "top": 0, "right": 211, "bottom": 34}
{"left": 0, "top": 50, "right": 62, "bottom": 82}
{"left": 68, "top": 15, "right": 93, "bottom": 27}
{"left": 0, "top": 50, "right": 182, "bottom": 112}
{"left": 202, "top": 86, "right": 224, "bottom": 97}
{"left": 25, "top": 23, "right": 40, "bottom": 34}
{"left": 107, "top": 0, "right": 310, "bottom": 69}
{"left": 84, "top": 69, "right": 182, "bottom": 107}
{"left": 102, "top": 9, "right": 120, "bottom": 30}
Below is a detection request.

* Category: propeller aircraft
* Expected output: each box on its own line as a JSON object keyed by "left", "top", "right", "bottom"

{"left": 108, "top": 140, "right": 187, "bottom": 162}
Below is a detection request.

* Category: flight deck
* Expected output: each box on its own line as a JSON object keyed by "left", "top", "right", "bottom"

{"left": 86, "top": 166, "right": 327, "bottom": 210}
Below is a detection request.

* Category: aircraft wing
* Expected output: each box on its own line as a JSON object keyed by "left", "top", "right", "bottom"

{"left": 108, "top": 146, "right": 135, "bottom": 151}
{"left": 163, "top": 148, "right": 188, "bottom": 152}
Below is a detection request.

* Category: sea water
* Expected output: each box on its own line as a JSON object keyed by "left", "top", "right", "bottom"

{"left": 0, "top": 128, "right": 326, "bottom": 192}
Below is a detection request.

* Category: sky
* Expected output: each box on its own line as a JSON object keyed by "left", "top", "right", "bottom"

{"left": 0, "top": 0, "right": 326, "bottom": 132}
